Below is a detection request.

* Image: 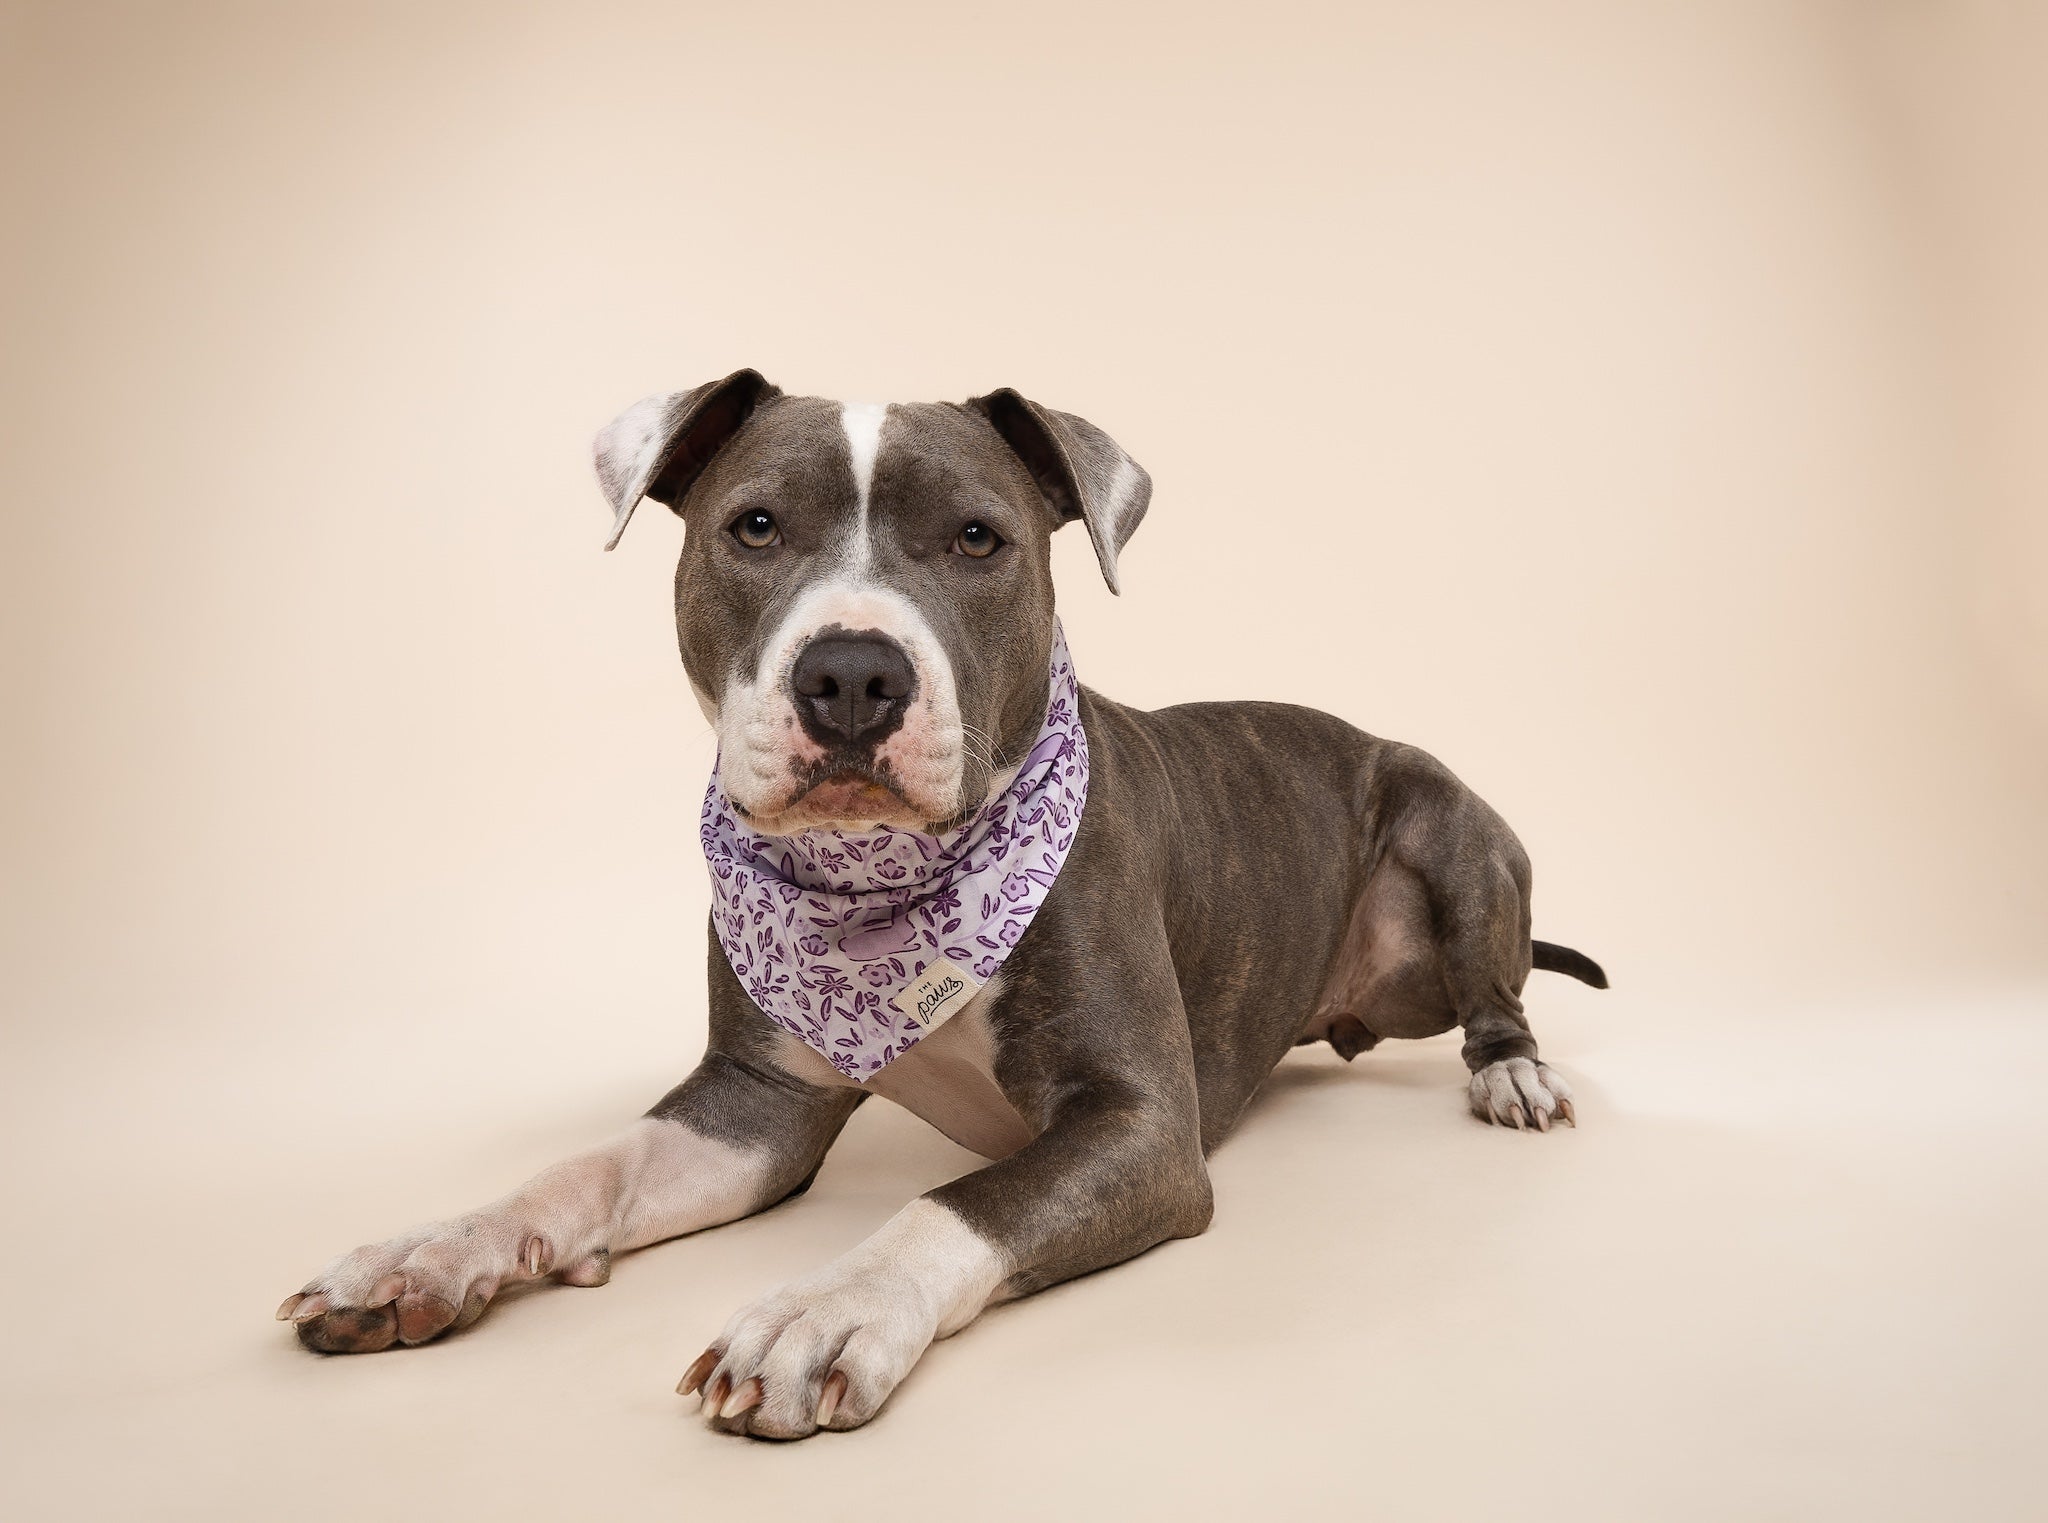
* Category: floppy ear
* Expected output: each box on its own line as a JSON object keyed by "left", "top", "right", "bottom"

{"left": 967, "top": 389, "right": 1151, "bottom": 594}
{"left": 592, "top": 368, "right": 780, "bottom": 549}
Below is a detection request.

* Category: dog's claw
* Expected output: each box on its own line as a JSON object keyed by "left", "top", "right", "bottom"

{"left": 702, "top": 1376, "right": 730, "bottom": 1420}
{"left": 720, "top": 1377, "right": 763, "bottom": 1420}
{"left": 291, "top": 1292, "right": 330, "bottom": 1323}
{"left": 366, "top": 1273, "right": 406, "bottom": 1308}
{"left": 677, "top": 1350, "right": 719, "bottom": 1397}
{"left": 816, "top": 1369, "right": 847, "bottom": 1427}
{"left": 1472, "top": 1058, "right": 1574, "bottom": 1135}
{"left": 275, "top": 1292, "right": 308, "bottom": 1322}
{"left": 523, "top": 1236, "right": 549, "bottom": 1277}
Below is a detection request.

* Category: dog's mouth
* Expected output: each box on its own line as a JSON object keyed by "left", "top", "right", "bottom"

{"left": 737, "top": 764, "right": 928, "bottom": 835}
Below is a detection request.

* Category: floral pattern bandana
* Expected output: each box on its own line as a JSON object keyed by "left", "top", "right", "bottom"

{"left": 701, "top": 624, "right": 1089, "bottom": 1081}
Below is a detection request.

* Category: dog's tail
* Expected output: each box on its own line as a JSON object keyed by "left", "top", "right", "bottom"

{"left": 1531, "top": 940, "right": 1609, "bottom": 989}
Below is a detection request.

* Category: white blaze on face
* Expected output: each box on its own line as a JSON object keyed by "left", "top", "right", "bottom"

{"left": 839, "top": 400, "right": 887, "bottom": 575}
{"left": 714, "top": 401, "right": 966, "bottom": 830}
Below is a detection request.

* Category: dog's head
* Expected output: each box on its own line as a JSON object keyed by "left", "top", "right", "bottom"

{"left": 593, "top": 372, "right": 1148, "bottom": 835}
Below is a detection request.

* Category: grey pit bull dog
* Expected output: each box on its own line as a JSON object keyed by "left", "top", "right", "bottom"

{"left": 278, "top": 371, "right": 1608, "bottom": 1438}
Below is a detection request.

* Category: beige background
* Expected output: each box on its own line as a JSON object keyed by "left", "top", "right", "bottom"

{"left": 4, "top": 2, "right": 2046, "bottom": 1518}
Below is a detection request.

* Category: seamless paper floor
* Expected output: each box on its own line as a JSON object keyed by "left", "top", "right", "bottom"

{"left": 6, "top": 982, "right": 2042, "bottom": 1522}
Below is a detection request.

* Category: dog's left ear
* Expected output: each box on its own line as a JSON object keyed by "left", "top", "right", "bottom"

{"left": 967, "top": 389, "right": 1151, "bottom": 594}
{"left": 593, "top": 369, "right": 780, "bottom": 550}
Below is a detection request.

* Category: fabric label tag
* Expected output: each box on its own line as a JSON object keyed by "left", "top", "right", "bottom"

{"left": 893, "top": 961, "right": 983, "bottom": 1035}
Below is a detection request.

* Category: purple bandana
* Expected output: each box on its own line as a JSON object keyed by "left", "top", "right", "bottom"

{"left": 701, "top": 625, "right": 1089, "bottom": 1081}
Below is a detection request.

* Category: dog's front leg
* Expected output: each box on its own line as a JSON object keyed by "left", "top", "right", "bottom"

{"left": 281, "top": 1053, "right": 861, "bottom": 1353}
{"left": 686, "top": 983, "right": 1213, "bottom": 1440}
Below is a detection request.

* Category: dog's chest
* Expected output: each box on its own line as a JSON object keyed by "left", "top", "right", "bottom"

{"left": 770, "top": 991, "right": 1035, "bottom": 1160}
{"left": 865, "top": 1000, "right": 1037, "bottom": 1159}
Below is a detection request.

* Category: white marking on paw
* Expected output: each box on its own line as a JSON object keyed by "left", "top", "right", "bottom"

{"left": 694, "top": 1198, "right": 1007, "bottom": 1438}
{"left": 286, "top": 1119, "right": 776, "bottom": 1349}
{"left": 1468, "top": 1057, "right": 1575, "bottom": 1131}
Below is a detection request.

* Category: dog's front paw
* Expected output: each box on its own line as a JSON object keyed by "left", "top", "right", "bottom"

{"left": 678, "top": 1201, "right": 1006, "bottom": 1439}
{"left": 1468, "top": 1057, "right": 1575, "bottom": 1131}
{"left": 680, "top": 1266, "right": 935, "bottom": 1440}
{"left": 277, "top": 1218, "right": 609, "bottom": 1353}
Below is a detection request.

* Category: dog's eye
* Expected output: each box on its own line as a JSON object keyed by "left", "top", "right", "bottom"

{"left": 952, "top": 521, "right": 1002, "bottom": 559}
{"left": 730, "top": 510, "right": 781, "bottom": 549}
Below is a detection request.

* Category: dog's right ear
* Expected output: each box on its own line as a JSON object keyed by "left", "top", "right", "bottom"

{"left": 965, "top": 389, "right": 1151, "bottom": 594}
{"left": 592, "top": 369, "right": 780, "bottom": 549}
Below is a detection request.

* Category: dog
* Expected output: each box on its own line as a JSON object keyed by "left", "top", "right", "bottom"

{"left": 278, "top": 371, "right": 1608, "bottom": 1438}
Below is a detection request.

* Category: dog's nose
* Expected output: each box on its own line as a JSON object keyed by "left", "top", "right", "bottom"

{"left": 790, "top": 633, "right": 915, "bottom": 747}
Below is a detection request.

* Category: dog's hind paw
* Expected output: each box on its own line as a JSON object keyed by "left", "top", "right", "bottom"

{"left": 1468, "top": 1058, "right": 1575, "bottom": 1131}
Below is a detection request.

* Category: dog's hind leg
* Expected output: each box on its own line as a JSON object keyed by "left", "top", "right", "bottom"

{"left": 1346, "top": 743, "right": 1578, "bottom": 1131}
{"left": 1439, "top": 874, "right": 1577, "bottom": 1132}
